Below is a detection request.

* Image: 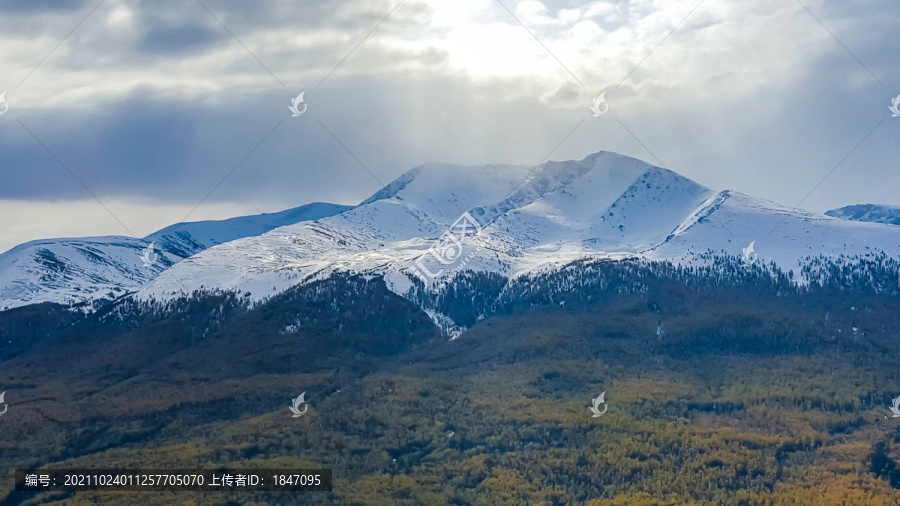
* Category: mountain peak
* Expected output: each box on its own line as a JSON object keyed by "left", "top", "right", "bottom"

{"left": 360, "top": 151, "right": 659, "bottom": 210}
{"left": 825, "top": 204, "right": 900, "bottom": 226}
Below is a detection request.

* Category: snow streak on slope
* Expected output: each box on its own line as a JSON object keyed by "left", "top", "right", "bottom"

{"left": 0, "top": 203, "right": 352, "bottom": 310}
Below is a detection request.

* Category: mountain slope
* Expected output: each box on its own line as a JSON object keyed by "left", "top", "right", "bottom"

{"left": 0, "top": 202, "right": 352, "bottom": 311}
{"left": 0, "top": 236, "right": 174, "bottom": 311}
{"left": 825, "top": 204, "right": 900, "bottom": 226}
{"left": 138, "top": 162, "right": 533, "bottom": 303}
{"left": 647, "top": 191, "right": 900, "bottom": 274}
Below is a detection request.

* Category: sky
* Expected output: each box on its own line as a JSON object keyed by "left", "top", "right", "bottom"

{"left": 0, "top": 0, "right": 898, "bottom": 253}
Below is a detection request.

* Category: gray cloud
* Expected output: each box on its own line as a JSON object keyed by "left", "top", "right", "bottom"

{"left": 0, "top": 0, "right": 898, "bottom": 249}
{"left": 137, "top": 23, "right": 226, "bottom": 56}
{"left": 0, "top": 0, "right": 89, "bottom": 14}
{"left": 1, "top": 91, "right": 384, "bottom": 206}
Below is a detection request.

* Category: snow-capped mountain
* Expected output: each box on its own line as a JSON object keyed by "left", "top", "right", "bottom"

{"left": 136, "top": 151, "right": 900, "bottom": 317}
{"left": 6, "top": 151, "right": 900, "bottom": 320}
{"left": 0, "top": 202, "right": 351, "bottom": 311}
{"left": 825, "top": 204, "right": 900, "bottom": 226}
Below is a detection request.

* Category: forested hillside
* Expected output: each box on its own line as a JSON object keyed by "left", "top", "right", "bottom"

{"left": 2, "top": 257, "right": 900, "bottom": 504}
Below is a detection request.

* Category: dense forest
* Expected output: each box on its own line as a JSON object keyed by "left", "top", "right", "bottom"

{"left": 1, "top": 255, "right": 900, "bottom": 504}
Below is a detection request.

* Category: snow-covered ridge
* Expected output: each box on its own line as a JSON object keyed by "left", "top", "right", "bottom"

{"left": 0, "top": 202, "right": 352, "bottom": 310}
{"left": 147, "top": 202, "right": 352, "bottom": 257}
{"left": 826, "top": 204, "right": 900, "bottom": 226}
